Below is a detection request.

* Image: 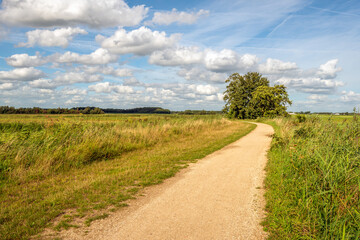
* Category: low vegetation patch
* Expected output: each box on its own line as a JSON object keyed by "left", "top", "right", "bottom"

{"left": 263, "top": 115, "right": 360, "bottom": 239}
{"left": 0, "top": 114, "right": 255, "bottom": 239}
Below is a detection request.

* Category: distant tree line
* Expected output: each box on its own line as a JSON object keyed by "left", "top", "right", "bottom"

{"left": 174, "top": 110, "right": 222, "bottom": 115}
{"left": 102, "top": 107, "right": 170, "bottom": 114}
{"left": 0, "top": 106, "right": 173, "bottom": 114}
{"left": 292, "top": 111, "right": 356, "bottom": 115}
{"left": 0, "top": 106, "right": 104, "bottom": 114}
{"left": 0, "top": 106, "right": 227, "bottom": 115}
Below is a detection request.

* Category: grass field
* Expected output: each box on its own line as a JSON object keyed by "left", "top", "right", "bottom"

{"left": 262, "top": 115, "right": 360, "bottom": 239}
{"left": 0, "top": 114, "right": 255, "bottom": 239}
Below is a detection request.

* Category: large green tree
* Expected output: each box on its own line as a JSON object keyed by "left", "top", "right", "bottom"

{"left": 223, "top": 72, "right": 291, "bottom": 119}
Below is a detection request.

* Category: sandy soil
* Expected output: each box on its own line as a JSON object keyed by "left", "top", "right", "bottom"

{"left": 56, "top": 122, "right": 273, "bottom": 240}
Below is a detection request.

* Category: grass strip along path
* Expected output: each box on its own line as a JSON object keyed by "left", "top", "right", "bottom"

{"left": 0, "top": 114, "right": 255, "bottom": 239}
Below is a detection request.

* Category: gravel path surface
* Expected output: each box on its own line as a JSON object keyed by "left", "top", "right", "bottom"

{"left": 59, "top": 122, "right": 273, "bottom": 240}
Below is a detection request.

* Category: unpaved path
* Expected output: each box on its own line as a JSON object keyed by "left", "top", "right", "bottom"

{"left": 60, "top": 122, "right": 273, "bottom": 240}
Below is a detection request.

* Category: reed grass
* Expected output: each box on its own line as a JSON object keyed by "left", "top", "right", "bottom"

{"left": 262, "top": 115, "right": 360, "bottom": 239}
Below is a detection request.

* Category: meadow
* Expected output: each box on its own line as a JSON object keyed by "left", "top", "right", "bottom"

{"left": 0, "top": 114, "right": 255, "bottom": 239}
{"left": 262, "top": 115, "right": 360, "bottom": 239}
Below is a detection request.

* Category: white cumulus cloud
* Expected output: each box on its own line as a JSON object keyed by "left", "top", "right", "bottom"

{"left": 54, "top": 72, "right": 103, "bottom": 84}
{"left": 269, "top": 59, "right": 345, "bottom": 95}
{"left": 96, "top": 27, "right": 180, "bottom": 56}
{"left": 65, "top": 95, "right": 85, "bottom": 105}
{"left": 29, "top": 78, "right": 58, "bottom": 89}
{"left": 276, "top": 77, "right": 344, "bottom": 94}
{"left": 88, "top": 82, "right": 133, "bottom": 94}
{"left": 341, "top": 91, "right": 360, "bottom": 103}
{"left": 81, "top": 66, "right": 133, "bottom": 77}
{"left": 307, "top": 94, "right": 327, "bottom": 101}
{"left": 258, "top": 58, "right": 298, "bottom": 74}
{"left": 6, "top": 53, "right": 48, "bottom": 67}
{"left": 149, "top": 8, "right": 209, "bottom": 26}
{"left": 61, "top": 88, "right": 87, "bottom": 95}
{"left": 7, "top": 49, "right": 119, "bottom": 68}
{"left": 18, "top": 27, "right": 87, "bottom": 48}
{"left": 149, "top": 46, "right": 203, "bottom": 66}
{"left": 55, "top": 48, "right": 118, "bottom": 65}
{"left": 177, "top": 67, "right": 227, "bottom": 83}
{"left": 0, "top": 82, "right": 15, "bottom": 90}
{"left": 316, "top": 59, "right": 342, "bottom": 79}
{"left": 204, "top": 49, "right": 239, "bottom": 72}
{"left": 240, "top": 54, "right": 259, "bottom": 68}
{"left": 188, "top": 84, "right": 218, "bottom": 95}
{"left": 203, "top": 50, "right": 257, "bottom": 72}
{"left": 0, "top": 67, "right": 44, "bottom": 81}
{"left": 89, "top": 82, "right": 112, "bottom": 93}
{"left": 0, "top": 0, "right": 148, "bottom": 28}
{"left": 123, "top": 77, "right": 141, "bottom": 86}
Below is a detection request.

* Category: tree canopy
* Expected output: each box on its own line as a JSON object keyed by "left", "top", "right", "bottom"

{"left": 223, "top": 72, "right": 292, "bottom": 119}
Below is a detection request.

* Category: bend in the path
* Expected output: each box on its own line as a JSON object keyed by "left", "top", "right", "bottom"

{"left": 59, "top": 122, "right": 274, "bottom": 240}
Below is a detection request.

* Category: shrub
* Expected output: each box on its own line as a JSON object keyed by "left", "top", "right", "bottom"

{"left": 296, "top": 114, "right": 306, "bottom": 123}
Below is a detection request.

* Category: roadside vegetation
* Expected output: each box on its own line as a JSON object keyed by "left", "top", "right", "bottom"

{"left": 0, "top": 114, "right": 255, "bottom": 239}
{"left": 262, "top": 115, "right": 360, "bottom": 239}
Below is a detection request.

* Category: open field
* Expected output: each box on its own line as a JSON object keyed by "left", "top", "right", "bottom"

{"left": 0, "top": 114, "right": 255, "bottom": 239}
{"left": 262, "top": 115, "right": 360, "bottom": 239}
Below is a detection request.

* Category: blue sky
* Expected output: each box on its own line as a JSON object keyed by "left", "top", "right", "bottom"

{"left": 0, "top": 0, "right": 359, "bottom": 112}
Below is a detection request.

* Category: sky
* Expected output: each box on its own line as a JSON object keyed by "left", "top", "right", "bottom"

{"left": 0, "top": 0, "right": 359, "bottom": 112}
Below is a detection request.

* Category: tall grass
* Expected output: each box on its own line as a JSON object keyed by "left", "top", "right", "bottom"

{"left": 263, "top": 115, "right": 360, "bottom": 239}
{"left": 0, "top": 114, "right": 254, "bottom": 239}
{"left": 0, "top": 115, "right": 217, "bottom": 180}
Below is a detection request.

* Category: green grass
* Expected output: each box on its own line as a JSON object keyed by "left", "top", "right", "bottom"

{"left": 0, "top": 114, "right": 255, "bottom": 239}
{"left": 85, "top": 214, "right": 109, "bottom": 227}
{"left": 262, "top": 115, "right": 360, "bottom": 239}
